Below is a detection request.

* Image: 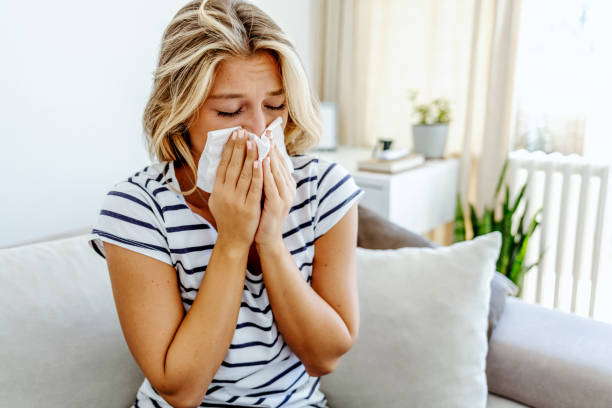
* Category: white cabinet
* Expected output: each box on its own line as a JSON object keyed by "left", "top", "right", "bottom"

{"left": 314, "top": 146, "right": 459, "bottom": 235}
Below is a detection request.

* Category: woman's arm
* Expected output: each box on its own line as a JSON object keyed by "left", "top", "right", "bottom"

{"left": 256, "top": 204, "right": 360, "bottom": 376}
{"left": 104, "top": 238, "right": 249, "bottom": 408}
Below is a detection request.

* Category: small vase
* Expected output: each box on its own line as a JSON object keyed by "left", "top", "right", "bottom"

{"left": 412, "top": 124, "right": 449, "bottom": 159}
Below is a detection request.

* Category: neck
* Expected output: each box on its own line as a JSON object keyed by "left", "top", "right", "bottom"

{"left": 174, "top": 161, "right": 211, "bottom": 209}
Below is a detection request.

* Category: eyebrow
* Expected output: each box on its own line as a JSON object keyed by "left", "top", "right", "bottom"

{"left": 208, "top": 89, "right": 284, "bottom": 99}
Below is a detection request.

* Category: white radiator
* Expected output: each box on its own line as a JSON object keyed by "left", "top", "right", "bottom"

{"left": 507, "top": 149, "right": 609, "bottom": 318}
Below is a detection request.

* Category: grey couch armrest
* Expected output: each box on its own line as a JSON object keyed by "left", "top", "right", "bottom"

{"left": 486, "top": 297, "right": 612, "bottom": 408}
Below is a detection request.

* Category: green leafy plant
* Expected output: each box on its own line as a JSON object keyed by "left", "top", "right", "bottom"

{"left": 407, "top": 90, "right": 451, "bottom": 125}
{"left": 454, "top": 158, "right": 546, "bottom": 296}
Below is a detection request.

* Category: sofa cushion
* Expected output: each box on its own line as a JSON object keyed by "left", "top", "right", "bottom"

{"left": 357, "top": 205, "right": 436, "bottom": 249}
{"left": 487, "top": 393, "right": 531, "bottom": 407}
{"left": 0, "top": 234, "right": 144, "bottom": 407}
{"left": 320, "top": 232, "right": 502, "bottom": 408}
{"left": 487, "top": 297, "right": 612, "bottom": 408}
{"left": 357, "top": 205, "right": 517, "bottom": 339}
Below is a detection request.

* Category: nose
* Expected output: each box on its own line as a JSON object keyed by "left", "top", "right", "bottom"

{"left": 241, "top": 108, "right": 267, "bottom": 137}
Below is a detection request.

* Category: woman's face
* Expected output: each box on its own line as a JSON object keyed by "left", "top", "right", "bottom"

{"left": 187, "top": 50, "right": 289, "bottom": 164}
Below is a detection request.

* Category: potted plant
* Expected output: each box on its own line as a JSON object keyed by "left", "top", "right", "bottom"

{"left": 407, "top": 90, "right": 451, "bottom": 159}
{"left": 453, "top": 158, "right": 547, "bottom": 296}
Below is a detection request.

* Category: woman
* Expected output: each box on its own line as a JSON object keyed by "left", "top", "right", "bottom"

{"left": 89, "top": 1, "right": 364, "bottom": 407}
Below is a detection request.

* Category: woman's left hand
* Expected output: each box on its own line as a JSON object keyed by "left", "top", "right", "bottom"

{"left": 254, "top": 131, "right": 296, "bottom": 247}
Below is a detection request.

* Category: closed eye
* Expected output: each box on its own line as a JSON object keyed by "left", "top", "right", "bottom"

{"left": 217, "top": 108, "right": 243, "bottom": 117}
{"left": 216, "top": 104, "right": 286, "bottom": 117}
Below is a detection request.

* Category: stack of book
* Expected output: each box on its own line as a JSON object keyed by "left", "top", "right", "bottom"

{"left": 357, "top": 153, "right": 425, "bottom": 174}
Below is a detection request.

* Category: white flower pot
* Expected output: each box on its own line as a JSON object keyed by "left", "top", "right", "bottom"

{"left": 412, "top": 124, "right": 449, "bottom": 159}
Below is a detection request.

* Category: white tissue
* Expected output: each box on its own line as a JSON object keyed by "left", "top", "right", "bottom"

{"left": 196, "top": 116, "right": 294, "bottom": 193}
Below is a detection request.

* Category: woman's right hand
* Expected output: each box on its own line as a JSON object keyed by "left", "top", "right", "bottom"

{"left": 208, "top": 128, "right": 263, "bottom": 249}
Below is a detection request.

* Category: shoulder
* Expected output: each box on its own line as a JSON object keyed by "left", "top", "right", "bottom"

{"left": 101, "top": 161, "right": 176, "bottom": 222}
{"left": 289, "top": 152, "right": 363, "bottom": 238}
{"left": 90, "top": 162, "right": 176, "bottom": 265}
{"left": 109, "top": 161, "right": 175, "bottom": 199}
{"left": 289, "top": 153, "right": 350, "bottom": 187}
{"left": 115, "top": 162, "right": 173, "bottom": 196}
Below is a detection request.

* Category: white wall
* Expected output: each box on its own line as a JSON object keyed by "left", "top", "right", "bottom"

{"left": 0, "top": 0, "right": 315, "bottom": 248}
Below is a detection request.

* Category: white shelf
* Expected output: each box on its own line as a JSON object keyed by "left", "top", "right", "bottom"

{"left": 312, "top": 146, "right": 459, "bottom": 235}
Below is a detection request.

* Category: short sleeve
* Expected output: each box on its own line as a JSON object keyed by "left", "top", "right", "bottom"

{"left": 314, "top": 157, "right": 365, "bottom": 240}
{"left": 88, "top": 181, "right": 173, "bottom": 266}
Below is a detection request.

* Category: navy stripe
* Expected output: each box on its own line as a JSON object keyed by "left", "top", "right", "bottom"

{"left": 218, "top": 343, "right": 288, "bottom": 369}
{"left": 318, "top": 174, "right": 350, "bottom": 206}
{"left": 247, "top": 367, "right": 307, "bottom": 397}
{"left": 293, "top": 158, "right": 318, "bottom": 171}
{"left": 290, "top": 240, "right": 314, "bottom": 255}
{"left": 318, "top": 162, "right": 336, "bottom": 187}
{"left": 92, "top": 229, "right": 170, "bottom": 258}
{"left": 289, "top": 195, "right": 316, "bottom": 213}
{"left": 256, "top": 397, "right": 267, "bottom": 405}
{"left": 91, "top": 238, "right": 105, "bottom": 258}
{"left": 170, "top": 243, "right": 215, "bottom": 254}
{"left": 99, "top": 210, "right": 166, "bottom": 243}
{"left": 282, "top": 217, "right": 314, "bottom": 239}
{"left": 245, "top": 284, "right": 266, "bottom": 299}
{"left": 134, "top": 396, "right": 140, "bottom": 408}
{"left": 275, "top": 387, "right": 299, "bottom": 408}
{"left": 319, "top": 189, "right": 363, "bottom": 224}
{"left": 178, "top": 279, "right": 198, "bottom": 293}
{"left": 252, "top": 362, "right": 303, "bottom": 390}
{"left": 241, "top": 301, "right": 272, "bottom": 314}
{"left": 149, "top": 397, "right": 163, "bottom": 408}
{"left": 226, "top": 396, "right": 239, "bottom": 403}
{"left": 236, "top": 320, "right": 273, "bottom": 331}
{"left": 230, "top": 329, "right": 281, "bottom": 349}
{"left": 200, "top": 402, "right": 261, "bottom": 408}
{"left": 175, "top": 260, "right": 207, "bottom": 275}
{"left": 167, "top": 223, "right": 210, "bottom": 233}
{"left": 205, "top": 385, "right": 223, "bottom": 396}
{"left": 161, "top": 203, "right": 189, "bottom": 213}
{"left": 127, "top": 179, "right": 165, "bottom": 222}
{"left": 161, "top": 204, "right": 189, "bottom": 213}
{"left": 108, "top": 191, "right": 154, "bottom": 215}
{"left": 306, "top": 378, "right": 321, "bottom": 399}
{"left": 246, "top": 275, "right": 263, "bottom": 284}
{"left": 152, "top": 186, "right": 169, "bottom": 196}
{"left": 211, "top": 370, "right": 253, "bottom": 384}
{"left": 298, "top": 262, "right": 313, "bottom": 270}
{"left": 296, "top": 175, "right": 317, "bottom": 189}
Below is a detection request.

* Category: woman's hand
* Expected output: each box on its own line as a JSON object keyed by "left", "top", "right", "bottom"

{"left": 254, "top": 131, "right": 296, "bottom": 247}
{"left": 208, "top": 129, "right": 263, "bottom": 249}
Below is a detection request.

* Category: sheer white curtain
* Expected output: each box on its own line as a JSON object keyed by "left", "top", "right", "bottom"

{"left": 313, "top": 0, "right": 523, "bottom": 218}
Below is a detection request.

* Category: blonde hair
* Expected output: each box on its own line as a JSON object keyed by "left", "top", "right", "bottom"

{"left": 143, "top": 0, "right": 321, "bottom": 195}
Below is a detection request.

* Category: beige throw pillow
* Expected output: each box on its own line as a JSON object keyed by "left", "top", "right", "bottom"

{"left": 320, "top": 231, "right": 502, "bottom": 408}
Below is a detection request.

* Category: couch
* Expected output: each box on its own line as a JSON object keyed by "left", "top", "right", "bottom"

{"left": 1, "top": 205, "right": 611, "bottom": 407}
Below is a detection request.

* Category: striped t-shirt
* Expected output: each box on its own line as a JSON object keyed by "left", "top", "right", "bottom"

{"left": 89, "top": 153, "right": 364, "bottom": 408}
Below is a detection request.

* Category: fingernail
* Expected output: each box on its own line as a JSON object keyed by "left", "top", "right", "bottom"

{"left": 254, "top": 160, "right": 259, "bottom": 169}
{"left": 246, "top": 140, "right": 251, "bottom": 150}
{"left": 232, "top": 131, "right": 237, "bottom": 141}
